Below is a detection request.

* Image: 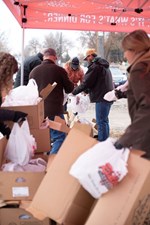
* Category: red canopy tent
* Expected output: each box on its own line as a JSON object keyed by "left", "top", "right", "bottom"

{"left": 3, "top": 0, "right": 150, "bottom": 33}
{"left": 2, "top": 0, "right": 150, "bottom": 85}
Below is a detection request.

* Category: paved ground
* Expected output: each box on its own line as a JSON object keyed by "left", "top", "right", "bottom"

{"left": 74, "top": 99, "right": 130, "bottom": 138}
{"left": 109, "top": 99, "right": 130, "bottom": 137}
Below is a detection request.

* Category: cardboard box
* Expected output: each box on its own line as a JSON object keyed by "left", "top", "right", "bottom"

{"left": 31, "top": 128, "right": 51, "bottom": 153}
{"left": 0, "top": 171, "right": 45, "bottom": 201}
{"left": 3, "top": 102, "right": 45, "bottom": 129}
{"left": 48, "top": 116, "right": 93, "bottom": 136}
{"left": 0, "top": 137, "right": 45, "bottom": 201}
{"left": 49, "top": 116, "right": 70, "bottom": 134}
{"left": 0, "top": 208, "right": 50, "bottom": 225}
{"left": 85, "top": 152, "right": 150, "bottom": 225}
{"left": 0, "top": 136, "right": 7, "bottom": 166}
{"left": 26, "top": 128, "right": 97, "bottom": 225}
{"left": 46, "top": 154, "right": 56, "bottom": 171}
{"left": 2, "top": 83, "right": 57, "bottom": 129}
{"left": 27, "top": 130, "right": 150, "bottom": 225}
{"left": 72, "top": 122, "right": 93, "bottom": 137}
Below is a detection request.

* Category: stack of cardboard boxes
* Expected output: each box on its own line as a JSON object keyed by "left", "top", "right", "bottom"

{"left": 0, "top": 134, "right": 50, "bottom": 224}
{"left": 0, "top": 84, "right": 57, "bottom": 224}
{"left": 26, "top": 129, "right": 150, "bottom": 225}
{"left": 2, "top": 83, "right": 56, "bottom": 153}
{"left": 0, "top": 83, "right": 150, "bottom": 225}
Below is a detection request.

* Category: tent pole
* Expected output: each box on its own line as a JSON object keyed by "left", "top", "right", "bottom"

{"left": 20, "top": 26, "right": 25, "bottom": 86}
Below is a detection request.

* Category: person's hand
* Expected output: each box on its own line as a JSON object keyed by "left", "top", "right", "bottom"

{"left": 0, "top": 124, "right": 11, "bottom": 139}
{"left": 114, "top": 141, "right": 124, "bottom": 150}
{"left": 13, "top": 111, "right": 28, "bottom": 122}
{"left": 115, "top": 89, "right": 127, "bottom": 99}
{"left": 40, "top": 117, "right": 49, "bottom": 129}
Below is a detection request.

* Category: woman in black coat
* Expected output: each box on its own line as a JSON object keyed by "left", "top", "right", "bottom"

{"left": 0, "top": 52, "right": 27, "bottom": 138}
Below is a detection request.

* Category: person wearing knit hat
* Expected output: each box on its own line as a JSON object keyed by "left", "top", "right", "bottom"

{"left": 64, "top": 57, "right": 84, "bottom": 87}
{"left": 72, "top": 48, "right": 114, "bottom": 142}
{"left": 64, "top": 57, "right": 84, "bottom": 116}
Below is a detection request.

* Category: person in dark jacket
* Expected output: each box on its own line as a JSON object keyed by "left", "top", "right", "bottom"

{"left": 0, "top": 52, "right": 28, "bottom": 139}
{"left": 72, "top": 48, "right": 114, "bottom": 141}
{"left": 114, "top": 29, "right": 150, "bottom": 159}
{"left": 29, "top": 48, "right": 74, "bottom": 154}
{"left": 14, "top": 52, "right": 43, "bottom": 87}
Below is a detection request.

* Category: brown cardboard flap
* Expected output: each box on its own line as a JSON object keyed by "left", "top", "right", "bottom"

{"left": 40, "top": 82, "right": 57, "bottom": 100}
{"left": 55, "top": 116, "right": 66, "bottom": 125}
{"left": 0, "top": 208, "right": 50, "bottom": 225}
{"left": 46, "top": 154, "right": 57, "bottom": 171}
{"left": 49, "top": 117, "right": 70, "bottom": 134}
{"left": 85, "top": 153, "right": 150, "bottom": 225}
{"left": 0, "top": 137, "right": 7, "bottom": 166}
{"left": 73, "top": 122, "right": 93, "bottom": 137}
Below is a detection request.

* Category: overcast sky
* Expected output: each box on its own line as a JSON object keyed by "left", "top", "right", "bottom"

{"left": 0, "top": 1, "right": 22, "bottom": 53}
{"left": 0, "top": 1, "right": 81, "bottom": 55}
{"left": 0, "top": 2, "right": 57, "bottom": 53}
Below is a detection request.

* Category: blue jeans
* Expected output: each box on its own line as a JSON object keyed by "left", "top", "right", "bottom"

{"left": 48, "top": 115, "right": 66, "bottom": 155}
{"left": 95, "top": 101, "right": 112, "bottom": 142}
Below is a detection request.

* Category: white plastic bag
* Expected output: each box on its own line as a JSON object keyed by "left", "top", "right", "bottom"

{"left": 69, "top": 138, "right": 130, "bottom": 199}
{"left": 67, "top": 93, "right": 90, "bottom": 113}
{"left": 103, "top": 90, "right": 117, "bottom": 101}
{"left": 4, "top": 120, "right": 36, "bottom": 166}
{"left": 2, "top": 79, "right": 40, "bottom": 106}
{"left": 63, "top": 90, "right": 68, "bottom": 106}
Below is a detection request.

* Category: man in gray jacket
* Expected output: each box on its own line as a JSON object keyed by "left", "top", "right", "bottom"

{"left": 29, "top": 48, "right": 74, "bottom": 154}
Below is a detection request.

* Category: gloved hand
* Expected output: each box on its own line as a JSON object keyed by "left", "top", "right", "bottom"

{"left": 13, "top": 111, "right": 28, "bottom": 123}
{"left": 115, "top": 89, "right": 127, "bottom": 99}
{"left": 0, "top": 124, "right": 11, "bottom": 139}
{"left": 114, "top": 141, "right": 124, "bottom": 150}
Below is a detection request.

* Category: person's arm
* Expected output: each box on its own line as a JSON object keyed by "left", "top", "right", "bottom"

{"left": 72, "top": 65, "right": 98, "bottom": 95}
{"left": 114, "top": 63, "right": 150, "bottom": 150}
{"left": 0, "top": 121, "right": 11, "bottom": 139}
{"left": 0, "top": 108, "right": 27, "bottom": 122}
{"left": 114, "top": 80, "right": 128, "bottom": 99}
{"left": 115, "top": 89, "right": 127, "bottom": 99}
{"left": 62, "top": 68, "right": 74, "bottom": 94}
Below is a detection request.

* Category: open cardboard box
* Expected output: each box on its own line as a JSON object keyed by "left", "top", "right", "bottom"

{"left": 0, "top": 137, "right": 45, "bottom": 201}
{"left": 26, "top": 128, "right": 97, "bottom": 225}
{"left": 72, "top": 122, "right": 93, "bottom": 137}
{"left": 85, "top": 150, "right": 150, "bottom": 225}
{"left": 26, "top": 128, "right": 150, "bottom": 225}
{"left": 30, "top": 127, "right": 51, "bottom": 153}
{"left": 2, "top": 83, "right": 57, "bottom": 129}
{"left": 48, "top": 116, "right": 93, "bottom": 137}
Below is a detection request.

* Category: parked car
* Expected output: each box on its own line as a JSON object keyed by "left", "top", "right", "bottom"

{"left": 110, "top": 66, "right": 127, "bottom": 88}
